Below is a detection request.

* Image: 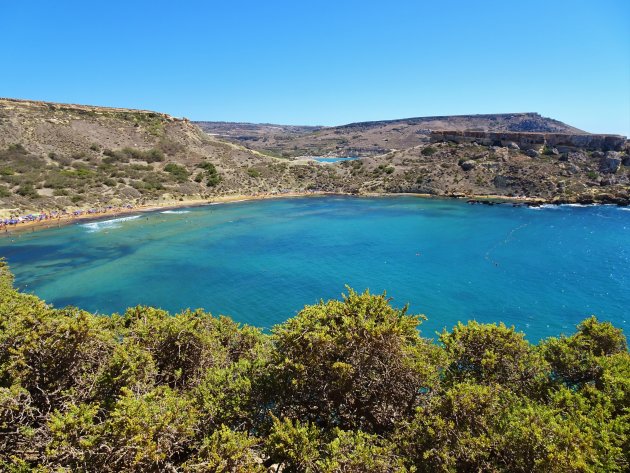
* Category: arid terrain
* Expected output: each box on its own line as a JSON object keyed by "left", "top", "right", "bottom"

{"left": 196, "top": 112, "right": 587, "bottom": 157}
{"left": 1, "top": 98, "right": 628, "bottom": 216}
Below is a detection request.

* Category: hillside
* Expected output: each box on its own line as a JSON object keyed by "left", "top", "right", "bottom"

{"left": 195, "top": 121, "right": 323, "bottom": 151}
{"left": 196, "top": 113, "right": 587, "bottom": 157}
{"left": 0, "top": 98, "right": 314, "bottom": 215}
{"left": 1, "top": 98, "right": 629, "bottom": 217}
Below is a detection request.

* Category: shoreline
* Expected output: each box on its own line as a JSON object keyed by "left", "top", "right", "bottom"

{"left": 1, "top": 191, "right": 626, "bottom": 236}
{"left": 1, "top": 192, "right": 337, "bottom": 235}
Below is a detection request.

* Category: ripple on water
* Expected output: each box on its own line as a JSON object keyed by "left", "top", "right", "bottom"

{"left": 2, "top": 197, "right": 628, "bottom": 342}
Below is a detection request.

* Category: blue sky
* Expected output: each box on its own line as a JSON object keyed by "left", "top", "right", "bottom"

{"left": 1, "top": 0, "right": 628, "bottom": 135}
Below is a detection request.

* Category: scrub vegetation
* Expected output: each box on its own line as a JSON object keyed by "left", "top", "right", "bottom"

{"left": 2, "top": 98, "right": 629, "bottom": 215}
{"left": 0, "top": 260, "right": 627, "bottom": 472}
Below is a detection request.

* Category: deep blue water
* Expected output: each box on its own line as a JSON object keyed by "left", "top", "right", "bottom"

{"left": 1, "top": 197, "right": 628, "bottom": 341}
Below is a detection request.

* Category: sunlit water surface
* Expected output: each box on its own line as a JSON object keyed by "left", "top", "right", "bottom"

{"left": 1, "top": 196, "right": 628, "bottom": 341}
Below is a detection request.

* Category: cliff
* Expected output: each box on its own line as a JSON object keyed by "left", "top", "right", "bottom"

{"left": 430, "top": 130, "right": 627, "bottom": 152}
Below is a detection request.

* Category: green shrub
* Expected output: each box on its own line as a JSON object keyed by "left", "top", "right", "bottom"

{"left": 269, "top": 289, "right": 445, "bottom": 433}
{"left": 440, "top": 320, "right": 549, "bottom": 396}
{"left": 198, "top": 161, "right": 222, "bottom": 187}
{"left": 16, "top": 183, "right": 38, "bottom": 198}
{"left": 164, "top": 163, "right": 189, "bottom": 182}
{"left": 0, "top": 261, "right": 627, "bottom": 472}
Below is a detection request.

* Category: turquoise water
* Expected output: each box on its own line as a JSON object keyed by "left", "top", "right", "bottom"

{"left": 1, "top": 197, "right": 628, "bottom": 341}
{"left": 311, "top": 156, "right": 360, "bottom": 163}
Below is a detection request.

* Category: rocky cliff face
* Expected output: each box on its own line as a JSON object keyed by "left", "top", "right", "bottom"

{"left": 430, "top": 130, "right": 627, "bottom": 152}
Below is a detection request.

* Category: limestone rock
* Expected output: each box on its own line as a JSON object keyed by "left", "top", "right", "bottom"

{"left": 599, "top": 152, "right": 622, "bottom": 174}
{"left": 559, "top": 151, "right": 586, "bottom": 162}
{"left": 525, "top": 149, "right": 539, "bottom": 158}
{"left": 568, "top": 151, "right": 587, "bottom": 162}
{"left": 506, "top": 142, "right": 520, "bottom": 150}
{"left": 622, "top": 155, "right": 630, "bottom": 167}
{"left": 460, "top": 160, "right": 477, "bottom": 171}
{"left": 565, "top": 163, "right": 580, "bottom": 175}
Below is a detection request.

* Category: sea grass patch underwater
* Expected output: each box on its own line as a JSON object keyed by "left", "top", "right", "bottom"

{"left": 0, "top": 261, "right": 628, "bottom": 472}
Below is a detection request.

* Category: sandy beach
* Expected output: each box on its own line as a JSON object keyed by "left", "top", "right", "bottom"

{"left": 0, "top": 191, "right": 547, "bottom": 236}
{"left": 0, "top": 191, "right": 337, "bottom": 235}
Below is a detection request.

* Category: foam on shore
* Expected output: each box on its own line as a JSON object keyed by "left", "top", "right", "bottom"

{"left": 81, "top": 215, "right": 141, "bottom": 233}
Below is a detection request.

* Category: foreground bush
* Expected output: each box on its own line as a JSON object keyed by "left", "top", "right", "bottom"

{"left": 0, "top": 260, "right": 627, "bottom": 472}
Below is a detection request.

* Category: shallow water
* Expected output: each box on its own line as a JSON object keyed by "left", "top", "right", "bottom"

{"left": 1, "top": 196, "right": 628, "bottom": 341}
{"left": 310, "top": 156, "right": 360, "bottom": 163}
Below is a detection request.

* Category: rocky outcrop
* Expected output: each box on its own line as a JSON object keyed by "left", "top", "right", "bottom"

{"left": 430, "top": 130, "right": 626, "bottom": 152}
{"left": 560, "top": 151, "right": 587, "bottom": 162}
{"left": 599, "top": 152, "right": 622, "bottom": 173}
{"left": 525, "top": 149, "right": 539, "bottom": 158}
{"left": 460, "top": 160, "right": 477, "bottom": 171}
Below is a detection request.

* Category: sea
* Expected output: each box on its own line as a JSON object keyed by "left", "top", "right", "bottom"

{"left": 1, "top": 196, "right": 628, "bottom": 342}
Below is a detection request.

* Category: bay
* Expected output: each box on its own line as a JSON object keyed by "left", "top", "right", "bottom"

{"left": 1, "top": 196, "right": 628, "bottom": 341}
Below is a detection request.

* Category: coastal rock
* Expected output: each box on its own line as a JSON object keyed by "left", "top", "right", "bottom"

{"left": 567, "top": 151, "right": 587, "bottom": 162}
{"left": 525, "top": 149, "right": 539, "bottom": 158}
{"left": 506, "top": 142, "right": 520, "bottom": 150}
{"left": 599, "top": 152, "right": 622, "bottom": 174}
{"left": 481, "top": 163, "right": 500, "bottom": 171}
{"left": 559, "top": 151, "right": 587, "bottom": 162}
{"left": 460, "top": 160, "right": 477, "bottom": 171}
{"left": 562, "top": 163, "right": 580, "bottom": 175}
